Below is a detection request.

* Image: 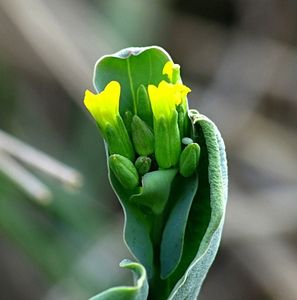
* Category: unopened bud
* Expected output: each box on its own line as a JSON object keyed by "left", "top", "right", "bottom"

{"left": 176, "top": 104, "right": 189, "bottom": 139}
{"left": 135, "top": 156, "right": 152, "bottom": 176}
{"left": 154, "top": 113, "right": 181, "bottom": 169}
{"left": 105, "top": 119, "right": 135, "bottom": 161}
{"left": 136, "top": 85, "right": 153, "bottom": 128}
{"left": 123, "top": 110, "right": 133, "bottom": 135}
{"left": 131, "top": 115, "right": 154, "bottom": 156}
{"left": 179, "top": 143, "right": 200, "bottom": 177}
{"left": 109, "top": 154, "right": 139, "bottom": 190}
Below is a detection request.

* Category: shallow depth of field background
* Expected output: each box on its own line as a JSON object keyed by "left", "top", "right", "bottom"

{"left": 0, "top": 1, "right": 297, "bottom": 299}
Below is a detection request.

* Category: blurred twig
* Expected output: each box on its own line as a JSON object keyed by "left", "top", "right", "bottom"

{"left": 0, "top": 129, "right": 82, "bottom": 188}
{"left": 0, "top": 151, "right": 52, "bottom": 204}
{"left": 0, "top": 129, "right": 83, "bottom": 203}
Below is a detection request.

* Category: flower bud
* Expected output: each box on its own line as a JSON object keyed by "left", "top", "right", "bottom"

{"left": 135, "top": 156, "right": 151, "bottom": 176}
{"left": 131, "top": 115, "right": 154, "bottom": 156}
{"left": 148, "top": 81, "right": 188, "bottom": 169}
{"left": 154, "top": 113, "right": 181, "bottom": 169}
{"left": 123, "top": 110, "right": 133, "bottom": 135}
{"left": 179, "top": 143, "right": 200, "bottom": 177}
{"left": 177, "top": 104, "right": 189, "bottom": 139}
{"left": 137, "top": 85, "right": 153, "bottom": 128}
{"left": 109, "top": 154, "right": 139, "bottom": 190}
{"left": 164, "top": 62, "right": 191, "bottom": 139}
{"left": 105, "top": 118, "right": 135, "bottom": 161}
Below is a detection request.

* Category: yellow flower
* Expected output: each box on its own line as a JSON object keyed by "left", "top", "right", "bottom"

{"left": 84, "top": 81, "right": 135, "bottom": 161}
{"left": 84, "top": 81, "right": 120, "bottom": 129}
{"left": 174, "top": 83, "right": 191, "bottom": 105}
{"left": 148, "top": 81, "right": 191, "bottom": 120}
{"left": 148, "top": 81, "right": 176, "bottom": 120}
{"left": 147, "top": 80, "right": 190, "bottom": 169}
{"left": 163, "top": 61, "right": 181, "bottom": 83}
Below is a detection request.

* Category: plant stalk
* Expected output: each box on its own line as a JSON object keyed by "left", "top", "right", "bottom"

{"left": 148, "top": 211, "right": 170, "bottom": 300}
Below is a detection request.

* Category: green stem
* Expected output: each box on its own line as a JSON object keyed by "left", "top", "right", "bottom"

{"left": 148, "top": 212, "right": 170, "bottom": 300}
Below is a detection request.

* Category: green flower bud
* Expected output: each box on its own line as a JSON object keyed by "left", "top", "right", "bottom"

{"left": 105, "top": 117, "right": 135, "bottom": 161}
{"left": 135, "top": 156, "right": 152, "bottom": 176}
{"left": 136, "top": 85, "right": 153, "bottom": 128}
{"left": 179, "top": 143, "right": 200, "bottom": 177}
{"left": 123, "top": 110, "right": 133, "bottom": 135}
{"left": 154, "top": 113, "right": 181, "bottom": 169}
{"left": 109, "top": 154, "right": 139, "bottom": 190}
{"left": 131, "top": 115, "right": 154, "bottom": 156}
{"left": 177, "top": 104, "right": 189, "bottom": 139}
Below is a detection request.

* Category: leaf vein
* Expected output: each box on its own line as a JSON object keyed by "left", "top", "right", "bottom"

{"left": 127, "top": 58, "right": 137, "bottom": 114}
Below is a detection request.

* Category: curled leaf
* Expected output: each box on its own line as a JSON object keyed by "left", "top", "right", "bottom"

{"left": 90, "top": 260, "right": 148, "bottom": 300}
{"left": 167, "top": 111, "right": 228, "bottom": 300}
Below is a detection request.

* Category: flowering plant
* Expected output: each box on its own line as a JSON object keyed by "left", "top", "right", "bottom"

{"left": 84, "top": 46, "right": 228, "bottom": 300}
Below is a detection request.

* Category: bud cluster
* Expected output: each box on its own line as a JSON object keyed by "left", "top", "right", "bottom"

{"left": 84, "top": 61, "right": 201, "bottom": 190}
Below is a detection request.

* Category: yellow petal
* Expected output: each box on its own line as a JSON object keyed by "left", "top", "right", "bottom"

{"left": 84, "top": 89, "right": 99, "bottom": 120}
{"left": 84, "top": 81, "right": 121, "bottom": 128}
{"left": 174, "top": 83, "right": 191, "bottom": 105}
{"left": 163, "top": 61, "right": 174, "bottom": 81}
{"left": 148, "top": 81, "right": 176, "bottom": 120}
{"left": 148, "top": 84, "right": 166, "bottom": 119}
{"left": 105, "top": 81, "right": 120, "bottom": 115}
{"left": 163, "top": 61, "right": 181, "bottom": 83}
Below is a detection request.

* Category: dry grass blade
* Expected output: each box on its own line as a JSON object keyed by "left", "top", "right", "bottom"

{"left": 0, "top": 129, "right": 83, "bottom": 188}
{"left": 0, "top": 151, "right": 52, "bottom": 204}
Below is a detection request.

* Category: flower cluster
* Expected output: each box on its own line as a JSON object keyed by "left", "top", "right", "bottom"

{"left": 84, "top": 61, "right": 200, "bottom": 190}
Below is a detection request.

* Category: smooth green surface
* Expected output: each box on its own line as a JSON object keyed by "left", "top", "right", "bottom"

{"left": 93, "top": 46, "right": 171, "bottom": 117}
{"left": 131, "top": 169, "right": 177, "bottom": 215}
{"left": 160, "top": 173, "right": 198, "bottom": 279}
{"left": 108, "top": 168, "right": 153, "bottom": 280}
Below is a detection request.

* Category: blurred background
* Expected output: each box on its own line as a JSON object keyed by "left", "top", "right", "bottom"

{"left": 0, "top": 0, "right": 296, "bottom": 299}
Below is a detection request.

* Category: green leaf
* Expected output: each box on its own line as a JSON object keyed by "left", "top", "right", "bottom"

{"left": 93, "top": 46, "right": 171, "bottom": 116}
{"left": 167, "top": 110, "right": 228, "bottom": 300}
{"left": 131, "top": 169, "right": 177, "bottom": 215}
{"left": 160, "top": 173, "right": 198, "bottom": 279}
{"left": 90, "top": 259, "right": 148, "bottom": 300}
{"left": 109, "top": 167, "right": 177, "bottom": 280}
{"left": 108, "top": 168, "right": 154, "bottom": 279}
